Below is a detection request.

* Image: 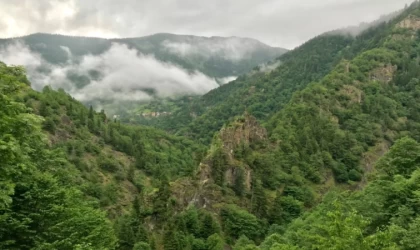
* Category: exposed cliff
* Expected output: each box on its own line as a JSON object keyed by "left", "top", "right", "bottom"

{"left": 202, "top": 113, "right": 266, "bottom": 187}
{"left": 171, "top": 114, "right": 268, "bottom": 211}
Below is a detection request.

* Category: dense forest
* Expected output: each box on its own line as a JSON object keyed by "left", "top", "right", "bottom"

{"left": 3, "top": 1, "right": 420, "bottom": 249}
{"left": 0, "top": 33, "right": 287, "bottom": 119}
{"left": 0, "top": 33, "right": 287, "bottom": 80}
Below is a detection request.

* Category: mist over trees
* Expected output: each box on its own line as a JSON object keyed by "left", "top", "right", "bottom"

{"left": 2, "top": 1, "right": 420, "bottom": 249}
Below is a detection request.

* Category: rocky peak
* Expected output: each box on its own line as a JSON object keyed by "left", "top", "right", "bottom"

{"left": 198, "top": 114, "right": 267, "bottom": 191}
{"left": 397, "top": 15, "right": 420, "bottom": 30}
{"left": 219, "top": 113, "right": 267, "bottom": 160}
{"left": 369, "top": 64, "right": 397, "bottom": 83}
{"left": 183, "top": 114, "right": 268, "bottom": 210}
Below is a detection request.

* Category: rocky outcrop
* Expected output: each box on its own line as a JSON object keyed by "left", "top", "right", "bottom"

{"left": 214, "top": 114, "right": 267, "bottom": 189}
{"left": 369, "top": 64, "right": 397, "bottom": 83}
{"left": 339, "top": 84, "right": 363, "bottom": 104}
{"left": 397, "top": 15, "right": 420, "bottom": 30}
{"left": 224, "top": 166, "right": 252, "bottom": 190}
{"left": 219, "top": 113, "right": 267, "bottom": 160}
{"left": 180, "top": 114, "right": 267, "bottom": 210}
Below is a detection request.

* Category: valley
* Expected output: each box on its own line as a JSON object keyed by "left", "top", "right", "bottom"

{"left": 1, "top": 1, "right": 420, "bottom": 250}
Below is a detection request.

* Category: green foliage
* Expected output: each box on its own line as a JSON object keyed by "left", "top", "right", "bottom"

{"left": 300, "top": 200, "right": 370, "bottom": 249}
{"left": 199, "top": 211, "right": 221, "bottom": 238}
{"left": 0, "top": 64, "right": 117, "bottom": 249}
{"left": 233, "top": 235, "right": 258, "bottom": 250}
{"left": 4, "top": 3, "right": 420, "bottom": 250}
{"left": 133, "top": 242, "right": 152, "bottom": 250}
{"left": 166, "top": 35, "right": 355, "bottom": 144}
{"left": 233, "top": 167, "right": 246, "bottom": 197}
{"left": 211, "top": 147, "right": 228, "bottom": 186}
{"left": 152, "top": 177, "right": 171, "bottom": 221}
{"left": 394, "top": 217, "right": 420, "bottom": 250}
{"left": 3, "top": 33, "right": 286, "bottom": 78}
{"left": 278, "top": 196, "right": 303, "bottom": 224}
{"left": 251, "top": 180, "right": 268, "bottom": 219}
{"left": 376, "top": 137, "right": 420, "bottom": 178}
{"left": 261, "top": 134, "right": 420, "bottom": 249}
{"left": 221, "top": 205, "right": 262, "bottom": 242}
{"left": 207, "top": 234, "right": 225, "bottom": 250}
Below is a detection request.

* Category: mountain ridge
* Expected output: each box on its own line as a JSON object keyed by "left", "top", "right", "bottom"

{"left": 6, "top": 32, "right": 282, "bottom": 47}
{"left": 0, "top": 32, "right": 288, "bottom": 112}
{"left": 3, "top": 2, "right": 420, "bottom": 249}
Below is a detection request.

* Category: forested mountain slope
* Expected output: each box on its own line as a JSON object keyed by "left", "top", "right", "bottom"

{"left": 0, "top": 62, "right": 206, "bottom": 249}
{"left": 236, "top": 1, "right": 420, "bottom": 248}
{"left": 125, "top": 1, "right": 420, "bottom": 249}
{"left": 151, "top": 12, "right": 405, "bottom": 144}
{"left": 116, "top": 33, "right": 288, "bottom": 78}
{"left": 0, "top": 33, "right": 287, "bottom": 78}
{"left": 0, "top": 63, "right": 117, "bottom": 249}
{"left": 0, "top": 33, "right": 287, "bottom": 119}
{"left": 4, "top": 2, "right": 420, "bottom": 250}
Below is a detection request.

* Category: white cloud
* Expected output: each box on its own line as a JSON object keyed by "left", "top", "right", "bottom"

{"left": 0, "top": 42, "right": 43, "bottom": 68}
{"left": 162, "top": 37, "right": 262, "bottom": 61}
{"left": 59, "top": 46, "right": 72, "bottom": 58}
{"left": 259, "top": 61, "right": 282, "bottom": 72}
{"left": 0, "top": 0, "right": 412, "bottom": 48}
{"left": 0, "top": 41, "right": 219, "bottom": 102}
{"left": 218, "top": 76, "right": 237, "bottom": 84}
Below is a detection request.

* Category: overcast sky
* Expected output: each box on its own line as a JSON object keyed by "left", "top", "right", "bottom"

{"left": 0, "top": 0, "right": 413, "bottom": 49}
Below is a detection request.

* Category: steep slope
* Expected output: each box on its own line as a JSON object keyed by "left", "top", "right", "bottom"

{"left": 142, "top": 2, "right": 420, "bottom": 249}
{"left": 4, "top": 2, "right": 420, "bottom": 250}
{"left": 146, "top": 34, "right": 353, "bottom": 142}
{"left": 148, "top": 18, "right": 399, "bottom": 144}
{"left": 0, "top": 33, "right": 287, "bottom": 121}
{"left": 0, "top": 63, "right": 118, "bottom": 249}
{"left": 265, "top": 4, "right": 420, "bottom": 184}
{"left": 117, "top": 33, "right": 287, "bottom": 78}
{"left": 1, "top": 61, "right": 209, "bottom": 249}
{"left": 0, "top": 33, "right": 286, "bottom": 79}
{"left": 175, "top": 3, "right": 420, "bottom": 249}
{"left": 22, "top": 84, "right": 206, "bottom": 215}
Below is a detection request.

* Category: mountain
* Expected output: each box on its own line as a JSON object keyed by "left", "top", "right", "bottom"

{"left": 135, "top": 33, "right": 356, "bottom": 143}
{"left": 117, "top": 34, "right": 354, "bottom": 130}
{"left": 0, "top": 33, "right": 287, "bottom": 110}
{"left": 3, "top": 1, "right": 420, "bottom": 249}
{"left": 144, "top": 8, "right": 409, "bottom": 144}
{"left": 1, "top": 33, "right": 287, "bottom": 78}
{"left": 115, "top": 33, "right": 288, "bottom": 78}
{"left": 0, "top": 61, "right": 206, "bottom": 249}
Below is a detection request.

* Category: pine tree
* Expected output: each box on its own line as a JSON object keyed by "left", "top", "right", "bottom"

{"left": 200, "top": 212, "right": 220, "bottom": 238}
{"left": 88, "top": 105, "right": 94, "bottom": 119}
{"left": 163, "top": 227, "right": 185, "bottom": 250}
{"left": 269, "top": 191, "right": 283, "bottom": 225}
{"left": 133, "top": 242, "right": 151, "bottom": 250}
{"left": 211, "top": 148, "right": 227, "bottom": 186}
{"left": 136, "top": 225, "right": 149, "bottom": 245}
{"left": 88, "top": 105, "right": 95, "bottom": 132}
{"left": 251, "top": 179, "right": 268, "bottom": 218}
{"left": 207, "top": 234, "right": 224, "bottom": 250}
{"left": 233, "top": 167, "right": 245, "bottom": 197}
{"left": 116, "top": 216, "right": 136, "bottom": 249}
{"left": 133, "top": 195, "right": 142, "bottom": 222}
{"left": 153, "top": 177, "right": 171, "bottom": 220}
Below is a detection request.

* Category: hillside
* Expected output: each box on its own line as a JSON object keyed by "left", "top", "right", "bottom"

{"left": 142, "top": 32, "right": 373, "bottom": 142}
{"left": 3, "top": 1, "right": 420, "bottom": 250}
{"left": 0, "top": 33, "right": 286, "bottom": 119}
{"left": 0, "top": 33, "right": 286, "bottom": 90}
{"left": 0, "top": 61, "right": 207, "bottom": 248}
{"left": 0, "top": 33, "right": 286, "bottom": 78}
{"left": 116, "top": 33, "right": 287, "bottom": 78}
{"left": 146, "top": 6, "right": 413, "bottom": 145}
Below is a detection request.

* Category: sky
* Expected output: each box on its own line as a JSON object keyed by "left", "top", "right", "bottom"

{"left": 0, "top": 0, "right": 413, "bottom": 49}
